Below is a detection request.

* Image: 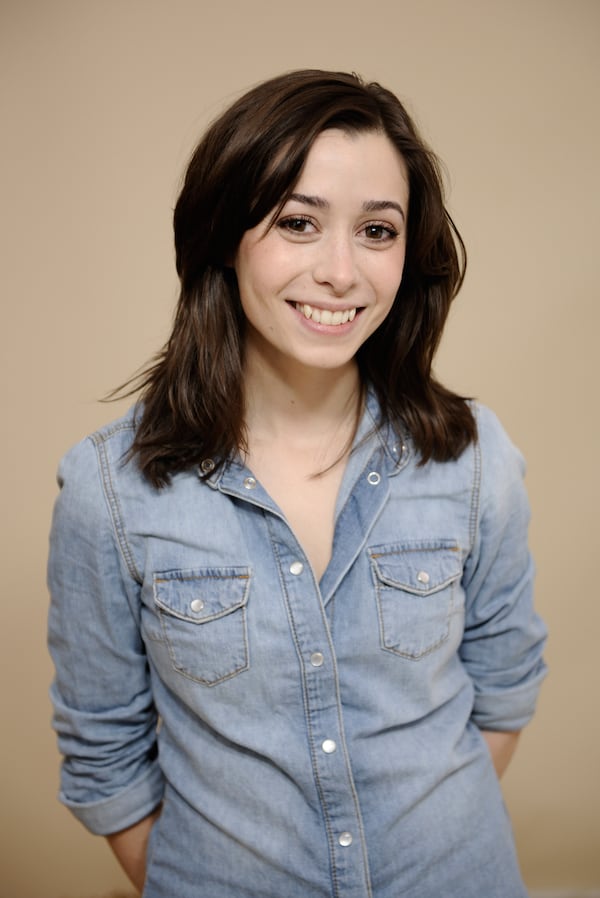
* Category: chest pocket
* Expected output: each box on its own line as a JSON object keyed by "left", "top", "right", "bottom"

{"left": 369, "top": 542, "right": 463, "bottom": 660}
{"left": 153, "top": 567, "right": 251, "bottom": 686}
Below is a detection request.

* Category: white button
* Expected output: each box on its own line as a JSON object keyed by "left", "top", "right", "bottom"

{"left": 243, "top": 476, "right": 257, "bottom": 489}
{"left": 310, "top": 652, "right": 324, "bottom": 667}
{"left": 289, "top": 561, "right": 304, "bottom": 575}
{"left": 338, "top": 831, "right": 353, "bottom": 847}
{"left": 321, "top": 739, "right": 337, "bottom": 754}
{"left": 367, "top": 471, "right": 381, "bottom": 485}
{"left": 190, "top": 599, "right": 205, "bottom": 612}
{"left": 416, "top": 571, "right": 430, "bottom": 585}
{"left": 200, "top": 458, "right": 215, "bottom": 474}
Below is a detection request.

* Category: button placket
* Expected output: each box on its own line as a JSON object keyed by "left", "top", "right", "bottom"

{"left": 266, "top": 516, "right": 373, "bottom": 894}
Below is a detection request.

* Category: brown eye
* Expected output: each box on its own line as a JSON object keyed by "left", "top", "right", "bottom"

{"left": 278, "top": 216, "right": 314, "bottom": 233}
{"left": 363, "top": 223, "right": 397, "bottom": 241}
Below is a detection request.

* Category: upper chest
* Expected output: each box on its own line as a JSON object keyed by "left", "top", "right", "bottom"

{"left": 113, "top": 428, "right": 477, "bottom": 597}
{"left": 242, "top": 447, "right": 348, "bottom": 582}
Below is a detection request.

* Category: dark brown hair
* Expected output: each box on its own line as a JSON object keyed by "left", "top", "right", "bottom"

{"left": 119, "top": 69, "right": 475, "bottom": 486}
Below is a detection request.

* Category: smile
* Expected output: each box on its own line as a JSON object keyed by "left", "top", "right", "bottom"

{"left": 294, "top": 302, "right": 358, "bottom": 325}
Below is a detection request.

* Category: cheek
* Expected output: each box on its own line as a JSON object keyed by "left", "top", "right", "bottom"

{"left": 375, "top": 254, "right": 405, "bottom": 305}
{"left": 237, "top": 247, "right": 284, "bottom": 302}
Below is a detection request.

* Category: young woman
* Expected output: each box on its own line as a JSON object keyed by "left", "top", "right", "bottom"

{"left": 48, "top": 70, "right": 547, "bottom": 898}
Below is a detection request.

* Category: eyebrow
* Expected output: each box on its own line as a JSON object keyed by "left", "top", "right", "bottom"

{"left": 288, "top": 193, "right": 406, "bottom": 221}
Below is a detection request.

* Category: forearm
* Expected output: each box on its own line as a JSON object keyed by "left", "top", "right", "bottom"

{"left": 106, "top": 805, "right": 162, "bottom": 893}
{"left": 481, "top": 729, "right": 521, "bottom": 778}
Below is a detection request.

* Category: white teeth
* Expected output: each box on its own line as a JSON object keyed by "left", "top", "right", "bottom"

{"left": 295, "top": 302, "right": 358, "bottom": 325}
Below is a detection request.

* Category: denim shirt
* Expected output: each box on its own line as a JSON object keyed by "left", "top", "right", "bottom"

{"left": 48, "top": 395, "right": 547, "bottom": 898}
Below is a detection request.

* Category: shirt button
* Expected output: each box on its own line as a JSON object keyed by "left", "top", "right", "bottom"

{"left": 200, "top": 458, "right": 215, "bottom": 474}
{"left": 243, "top": 476, "right": 257, "bottom": 489}
{"left": 289, "top": 561, "right": 304, "bottom": 575}
{"left": 190, "top": 599, "right": 205, "bottom": 612}
{"left": 321, "top": 739, "right": 337, "bottom": 754}
{"left": 338, "top": 832, "right": 353, "bottom": 847}
{"left": 416, "top": 570, "right": 430, "bottom": 585}
{"left": 367, "top": 471, "right": 381, "bottom": 485}
{"left": 310, "top": 652, "right": 324, "bottom": 667}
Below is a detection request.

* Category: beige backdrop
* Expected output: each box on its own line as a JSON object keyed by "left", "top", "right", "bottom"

{"left": 2, "top": 1, "right": 599, "bottom": 896}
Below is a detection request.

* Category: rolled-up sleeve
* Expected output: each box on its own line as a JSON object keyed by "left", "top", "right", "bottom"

{"left": 47, "top": 437, "right": 164, "bottom": 835}
{"left": 460, "top": 406, "right": 547, "bottom": 732}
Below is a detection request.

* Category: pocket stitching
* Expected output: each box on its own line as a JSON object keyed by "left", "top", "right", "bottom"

{"left": 160, "top": 608, "right": 250, "bottom": 687}
{"left": 153, "top": 569, "right": 251, "bottom": 686}
{"left": 154, "top": 573, "right": 250, "bottom": 624}
{"left": 375, "top": 581, "right": 455, "bottom": 660}
{"left": 370, "top": 545, "right": 462, "bottom": 661}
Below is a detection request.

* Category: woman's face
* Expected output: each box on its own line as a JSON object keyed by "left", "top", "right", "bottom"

{"left": 234, "top": 128, "right": 409, "bottom": 377}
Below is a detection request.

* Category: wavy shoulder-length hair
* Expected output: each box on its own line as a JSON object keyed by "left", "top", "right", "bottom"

{"left": 120, "top": 69, "right": 476, "bottom": 487}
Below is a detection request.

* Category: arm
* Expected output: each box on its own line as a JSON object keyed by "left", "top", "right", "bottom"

{"left": 48, "top": 435, "right": 164, "bottom": 837}
{"left": 107, "top": 805, "right": 162, "bottom": 893}
{"left": 460, "top": 407, "right": 547, "bottom": 736}
{"left": 480, "top": 729, "right": 521, "bottom": 778}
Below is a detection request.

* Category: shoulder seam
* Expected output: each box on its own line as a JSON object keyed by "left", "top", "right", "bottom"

{"left": 91, "top": 432, "right": 143, "bottom": 584}
{"left": 468, "top": 407, "right": 482, "bottom": 548}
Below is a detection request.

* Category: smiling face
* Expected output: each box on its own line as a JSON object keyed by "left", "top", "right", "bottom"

{"left": 233, "top": 128, "right": 409, "bottom": 379}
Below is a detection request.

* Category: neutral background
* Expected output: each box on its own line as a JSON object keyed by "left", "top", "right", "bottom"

{"left": 2, "top": 1, "right": 598, "bottom": 896}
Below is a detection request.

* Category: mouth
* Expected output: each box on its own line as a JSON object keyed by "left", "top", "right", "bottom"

{"left": 293, "top": 301, "right": 360, "bottom": 326}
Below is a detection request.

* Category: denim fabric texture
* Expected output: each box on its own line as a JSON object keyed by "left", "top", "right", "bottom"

{"left": 48, "top": 394, "right": 547, "bottom": 898}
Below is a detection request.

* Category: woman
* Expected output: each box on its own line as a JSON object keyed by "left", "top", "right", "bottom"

{"left": 48, "top": 70, "right": 547, "bottom": 898}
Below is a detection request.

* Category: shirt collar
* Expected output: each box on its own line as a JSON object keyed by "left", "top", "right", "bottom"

{"left": 200, "top": 388, "right": 411, "bottom": 492}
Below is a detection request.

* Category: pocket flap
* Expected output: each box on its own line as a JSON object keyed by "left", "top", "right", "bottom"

{"left": 153, "top": 567, "right": 251, "bottom": 623}
{"left": 370, "top": 543, "right": 462, "bottom": 595}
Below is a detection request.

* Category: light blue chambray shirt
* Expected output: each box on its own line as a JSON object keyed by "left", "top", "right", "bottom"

{"left": 48, "top": 394, "right": 547, "bottom": 898}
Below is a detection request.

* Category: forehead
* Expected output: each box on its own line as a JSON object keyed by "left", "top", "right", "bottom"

{"left": 293, "top": 128, "right": 409, "bottom": 201}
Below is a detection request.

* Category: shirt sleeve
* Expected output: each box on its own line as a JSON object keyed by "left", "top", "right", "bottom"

{"left": 459, "top": 405, "right": 547, "bottom": 732}
{"left": 47, "top": 436, "right": 165, "bottom": 835}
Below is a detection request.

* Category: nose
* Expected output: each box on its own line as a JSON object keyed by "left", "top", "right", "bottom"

{"left": 312, "top": 233, "right": 358, "bottom": 296}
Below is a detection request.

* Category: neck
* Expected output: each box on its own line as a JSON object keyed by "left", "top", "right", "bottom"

{"left": 243, "top": 348, "right": 362, "bottom": 445}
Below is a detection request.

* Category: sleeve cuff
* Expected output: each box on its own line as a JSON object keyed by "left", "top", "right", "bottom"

{"left": 470, "top": 660, "right": 548, "bottom": 732}
{"left": 60, "top": 762, "right": 165, "bottom": 836}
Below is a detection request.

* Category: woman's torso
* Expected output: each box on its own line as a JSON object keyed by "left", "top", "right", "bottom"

{"left": 49, "top": 395, "right": 545, "bottom": 897}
